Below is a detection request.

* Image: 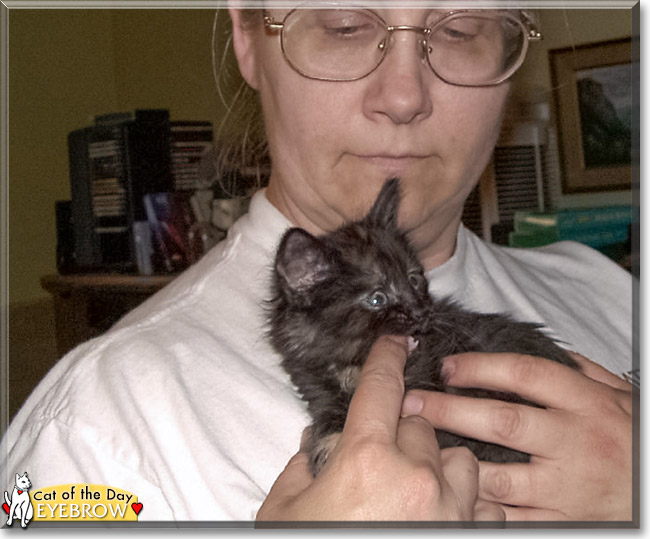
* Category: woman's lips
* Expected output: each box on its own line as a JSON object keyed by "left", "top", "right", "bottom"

{"left": 355, "top": 154, "right": 428, "bottom": 174}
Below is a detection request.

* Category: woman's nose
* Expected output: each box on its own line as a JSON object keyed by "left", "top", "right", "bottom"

{"left": 363, "top": 31, "right": 433, "bottom": 125}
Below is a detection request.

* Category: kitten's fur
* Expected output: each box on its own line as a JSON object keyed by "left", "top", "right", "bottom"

{"left": 268, "top": 179, "right": 578, "bottom": 476}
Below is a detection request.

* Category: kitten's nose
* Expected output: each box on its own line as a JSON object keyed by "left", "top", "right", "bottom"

{"left": 410, "top": 303, "right": 431, "bottom": 331}
{"left": 390, "top": 306, "right": 424, "bottom": 333}
{"left": 406, "top": 295, "right": 429, "bottom": 317}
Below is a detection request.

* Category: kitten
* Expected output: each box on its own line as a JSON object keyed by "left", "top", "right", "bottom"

{"left": 268, "top": 178, "right": 578, "bottom": 476}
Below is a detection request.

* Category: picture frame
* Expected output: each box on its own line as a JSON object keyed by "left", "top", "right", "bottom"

{"left": 549, "top": 38, "right": 635, "bottom": 193}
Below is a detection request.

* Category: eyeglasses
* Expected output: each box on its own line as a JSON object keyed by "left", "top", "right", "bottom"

{"left": 263, "top": 4, "right": 541, "bottom": 87}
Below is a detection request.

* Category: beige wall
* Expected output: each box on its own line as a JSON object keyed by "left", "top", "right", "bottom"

{"left": 9, "top": 9, "right": 225, "bottom": 306}
{"left": 511, "top": 8, "right": 635, "bottom": 209}
{"left": 514, "top": 9, "right": 634, "bottom": 102}
{"left": 7, "top": 9, "right": 230, "bottom": 418}
{"left": 10, "top": 10, "right": 116, "bottom": 305}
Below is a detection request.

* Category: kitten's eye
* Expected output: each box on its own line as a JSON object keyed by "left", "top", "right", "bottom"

{"left": 408, "top": 272, "right": 427, "bottom": 291}
{"left": 366, "top": 290, "right": 388, "bottom": 308}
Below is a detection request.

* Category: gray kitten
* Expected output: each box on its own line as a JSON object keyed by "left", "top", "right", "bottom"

{"left": 268, "top": 178, "right": 578, "bottom": 476}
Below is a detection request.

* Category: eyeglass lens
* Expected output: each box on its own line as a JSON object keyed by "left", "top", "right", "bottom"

{"left": 279, "top": 9, "right": 527, "bottom": 85}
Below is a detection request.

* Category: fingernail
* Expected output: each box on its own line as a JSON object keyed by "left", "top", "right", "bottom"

{"left": 401, "top": 394, "right": 423, "bottom": 417}
{"left": 441, "top": 356, "right": 456, "bottom": 382}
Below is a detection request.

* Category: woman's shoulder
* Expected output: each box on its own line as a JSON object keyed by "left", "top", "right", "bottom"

{"left": 457, "top": 229, "right": 633, "bottom": 374}
{"left": 465, "top": 227, "right": 632, "bottom": 290}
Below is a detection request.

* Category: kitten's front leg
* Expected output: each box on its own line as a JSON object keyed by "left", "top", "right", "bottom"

{"left": 304, "top": 429, "right": 342, "bottom": 476}
{"left": 303, "top": 404, "right": 349, "bottom": 476}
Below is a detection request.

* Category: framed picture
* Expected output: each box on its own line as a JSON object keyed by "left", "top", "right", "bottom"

{"left": 549, "top": 38, "right": 636, "bottom": 193}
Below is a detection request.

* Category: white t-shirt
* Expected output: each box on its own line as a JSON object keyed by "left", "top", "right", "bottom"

{"left": 1, "top": 189, "right": 633, "bottom": 521}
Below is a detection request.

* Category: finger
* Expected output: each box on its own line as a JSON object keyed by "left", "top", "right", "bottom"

{"left": 500, "top": 505, "right": 568, "bottom": 521}
{"left": 442, "top": 352, "right": 604, "bottom": 411}
{"left": 395, "top": 415, "right": 440, "bottom": 469}
{"left": 344, "top": 335, "right": 408, "bottom": 444}
{"left": 568, "top": 351, "right": 633, "bottom": 391}
{"left": 405, "top": 389, "right": 566, "bottom": 458}
{"left": 259, "top": 451, "right": 313, "bottom": 515}
{"left": 473, "top": 499, "right": 506, "bottom": 522}
{"left": 439, "top": 446, "right": 480, "bottom": 511}
{"left": 478, "top": 461, "right": 560, "bottom": 509}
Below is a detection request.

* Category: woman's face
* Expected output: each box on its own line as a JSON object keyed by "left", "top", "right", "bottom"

{"left": 231, "top": 7, "right": 511, "bottom": 265}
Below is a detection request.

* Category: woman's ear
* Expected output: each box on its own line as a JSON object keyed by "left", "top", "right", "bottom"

{"left": 228, "top": 8, "right": 260, "bottom": 90}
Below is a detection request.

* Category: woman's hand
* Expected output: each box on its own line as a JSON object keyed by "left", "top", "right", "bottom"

{"left": 401, "top": 351, "right": 637, "bottom": 521}
{"left": 256, "top": 336, "right": 505, "bottom": 522}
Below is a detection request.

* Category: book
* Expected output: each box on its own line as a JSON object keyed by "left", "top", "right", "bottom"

{"left": 67, "top": 110, "right": 216, "bottom": 273}
{"left": 121, "top": 109, "right": 173, "bottom": 223}
{"left": 143, "top": 192, "right": 194, "bottom": 273}
{"left": 170, "top": 121, "right": 214, "bottom": 191}
{"left": 508, "top": 229, "right": 558, "bottom": 248}
{"left": 557, "top": 206, "right": 633, "bottom": 231}
{"left": 514, "top": 206, "right": 633, "bottom": 234}
{"left": 509, "top": 206, "right": 633, "bottom": 258}
{"left": 68, "top": 122, "right": 133, "bottom": 271}
{"left": 513, "top": 210, "right": 558, "bottom": 234}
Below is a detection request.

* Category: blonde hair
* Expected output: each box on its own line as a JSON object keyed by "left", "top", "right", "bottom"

{"left": 212, "top": 9, "right": 268, "bottom": 195}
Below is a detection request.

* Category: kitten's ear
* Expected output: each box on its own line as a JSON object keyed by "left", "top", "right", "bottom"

{"left": 366, "top": 177, "right": 401, "bottom": 230}
{"left": 275, "top": 228, "right": 334, "bottom": 293}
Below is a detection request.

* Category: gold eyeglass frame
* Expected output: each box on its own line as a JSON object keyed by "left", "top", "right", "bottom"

{"left": 263, "top": 5, "right": 542, "bottom": 86}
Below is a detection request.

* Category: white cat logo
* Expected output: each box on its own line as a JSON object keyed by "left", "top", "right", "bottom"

{"left": 4, "top": 472, "right": 34, "bottom": 528}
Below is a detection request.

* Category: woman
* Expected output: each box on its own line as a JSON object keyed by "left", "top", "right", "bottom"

{"left": 228, "top": 5, "right": 634, "bottom": 521}
{"left": 2, "top": 4, "right": 634, "bottom": 523}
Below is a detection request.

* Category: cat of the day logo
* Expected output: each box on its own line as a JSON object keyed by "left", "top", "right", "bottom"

{"left": 3, "top": 473, "right": 143, "bottom": 527}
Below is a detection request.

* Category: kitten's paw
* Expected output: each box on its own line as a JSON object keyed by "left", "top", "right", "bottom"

{"left": 308, "top": 432, "right": 341, "bottom": 477}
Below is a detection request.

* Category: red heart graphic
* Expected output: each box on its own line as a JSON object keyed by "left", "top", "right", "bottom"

{"left": 2, "top": 502, "right": 9, "bottom": 514}
{"left": 131, "top": 502, "right": 143, "bottom": 516}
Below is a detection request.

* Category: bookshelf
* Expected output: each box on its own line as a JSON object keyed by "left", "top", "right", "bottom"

{"left": 41, "top": 273, "right": 176, "bottom": 357}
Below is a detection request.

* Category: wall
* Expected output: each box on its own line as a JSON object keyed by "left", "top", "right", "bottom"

{"left": 9, "top": 9, "right": 224, "bottom": 306}
{"left": 8, "top": 10, "right": 117, "bottom": 419}
{"left": 9, "top": 10, "right": 118, "bottom": 305}
{"left": 7, "top": 9, "right": 229, "bottom": 419}
{"left": 510, "top": 8, "right": 635, "bottom": 209}
{"left": 111, "top": 10, "right": 224, "bottom": 121}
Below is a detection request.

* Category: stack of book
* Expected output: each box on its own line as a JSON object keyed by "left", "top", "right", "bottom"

{"left": 68, "top": 113, "right": 134, "bottom": 270}
{"left": 67, "top": 110, "right": 215, "bottom": 273}
{"left": 508, "top": 206, "right": 634, "bottom": 255}
{"left": 170, "top": 121, "right": 214, "bottom": 192}
{"left": 88, "top": 141, "right": 127, "bottom": 223}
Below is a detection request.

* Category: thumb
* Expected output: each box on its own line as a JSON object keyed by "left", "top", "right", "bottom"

{"left": 440, "top": 446, "right": 480, "bottom": 518}
{"left": 256, "top": 449, "right": 314, "bottom": 521}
